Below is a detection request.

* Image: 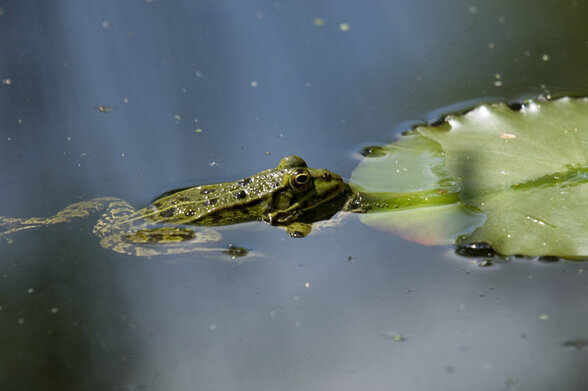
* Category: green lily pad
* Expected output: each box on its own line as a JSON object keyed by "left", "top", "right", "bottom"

{"left": 349, "top": 97, "right": 588, "bottom": 257}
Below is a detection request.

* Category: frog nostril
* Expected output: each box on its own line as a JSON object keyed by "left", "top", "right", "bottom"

{"left": 322, "top": 172, "right": 332, "bottom": 181}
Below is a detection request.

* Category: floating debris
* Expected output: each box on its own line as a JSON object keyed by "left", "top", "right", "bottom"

{"left": 314, "top": 17, "right": 325, "bottom": 26}
{"left": 223, "top": 244, "right": 249, "bottom": 258}
{"left": 96, "top": 105, "right": 115, "bottom": 113}
{"left": 563, "top": 339, "right": 588, "bottom": 349}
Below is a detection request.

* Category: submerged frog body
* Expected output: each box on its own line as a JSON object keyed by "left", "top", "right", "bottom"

{"left": 0, "top": 156, "right": 349, "bottom": 256}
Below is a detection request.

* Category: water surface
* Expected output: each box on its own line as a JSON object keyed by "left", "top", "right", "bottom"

{"left": 2, "top": 1, "right": 588, "bottom": 390}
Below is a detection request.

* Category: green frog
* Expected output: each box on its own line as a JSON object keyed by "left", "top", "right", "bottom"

{"left": 0, "top": 156, "right": 350, "bottom": 256}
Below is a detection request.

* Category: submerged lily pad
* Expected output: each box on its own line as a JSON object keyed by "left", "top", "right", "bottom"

{"left": 349, "top": 97, "right": 588, "bottom": 257}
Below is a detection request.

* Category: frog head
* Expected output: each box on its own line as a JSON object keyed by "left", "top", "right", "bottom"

{"left": 267, "top": 156, "right": 350, "bottom": 236}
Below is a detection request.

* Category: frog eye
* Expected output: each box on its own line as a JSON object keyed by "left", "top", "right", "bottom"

{"left": 290, "top": 169, "right": 313, "bottom": 191}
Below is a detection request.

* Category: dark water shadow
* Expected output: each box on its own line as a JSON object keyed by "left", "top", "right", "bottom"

{"left": 0, "top": 2, "right": 134, "bottom": 390}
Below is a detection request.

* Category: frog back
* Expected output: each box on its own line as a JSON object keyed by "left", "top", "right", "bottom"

{"left": 139, "top": 169, "right": 289, "bottom": 226}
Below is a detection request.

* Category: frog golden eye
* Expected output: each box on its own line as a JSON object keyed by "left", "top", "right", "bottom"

{"left": 295, "top": 173, "right": 309, "bottom": 185}
{"left": 290, "top": 169, "right": 312, "bottom": 191}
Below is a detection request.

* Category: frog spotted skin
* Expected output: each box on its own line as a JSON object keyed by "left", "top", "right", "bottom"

{"left": 0, "top": 156, "right": 349, "bottom": 256}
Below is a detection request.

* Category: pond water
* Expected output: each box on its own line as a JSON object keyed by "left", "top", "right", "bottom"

{"left": 2, "top": 1, "right": 588, "bottom": 390}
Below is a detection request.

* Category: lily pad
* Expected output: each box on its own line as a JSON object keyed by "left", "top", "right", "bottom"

{"left": 349, "top": 97, "right": 588, "bottom": 257}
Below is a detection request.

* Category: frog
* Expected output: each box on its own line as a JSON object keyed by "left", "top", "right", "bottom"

{"left": 0, "top": 156, "right": 350, "bottom": 256}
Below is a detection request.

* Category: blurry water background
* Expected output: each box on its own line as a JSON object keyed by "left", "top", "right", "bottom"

{"left": 2, "top": 1, "right": 588, "bottom": 390}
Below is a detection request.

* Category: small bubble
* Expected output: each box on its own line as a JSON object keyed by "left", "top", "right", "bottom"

{"left": 339, "top": 23, "right": 350, "bottom": 31}
{"left": 250, "top": 80, "right": 258, "bottom": 87}
{"left": 27, "top": 288, "right": 34, "bottom": 294}
{"left": 304, "top": 282, "right": 310, "bottom": 288}
{"left": 51, "top": 307, "right": 59, "bottom": 314}
{"left": 2, "top": 78, "right": 11, "bottom": 85}
{"left": 542, "top": 54, "right": 550, "bottom": 61}
{"left": 539, "top": 313, "right": 550, "bottom": 320}
{"left": 294, "top": 320, "right": 301, "bottom": 327}
{"left": 269, "top": 310, "right": 276, "bottom": 317}
{"left": 195, "top": 71, "right": 203, "bottom": 78}
{"left": 210, "top": 324, "right": 217, "bottom": 330}
{"left": 102, "top": 20, "right": 110, "bottom": 28}
{"left": 488, "top": 42, "right": 495, "bottom": 49}
{"left": 18, "top": 318, "right": 24, "bottom": 324}
{"left": 468, "top": 5, "right": 478, "bottom": 13}
{"left": 497, "top": 16, "right": 506, "bottom": 23}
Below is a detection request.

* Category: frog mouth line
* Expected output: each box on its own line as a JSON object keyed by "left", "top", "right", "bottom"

{"left": 287, "top": 182, "right": 350, "bottom": 221}
{"left": 303, "top": 182, "right": 348, "bottom": 211}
